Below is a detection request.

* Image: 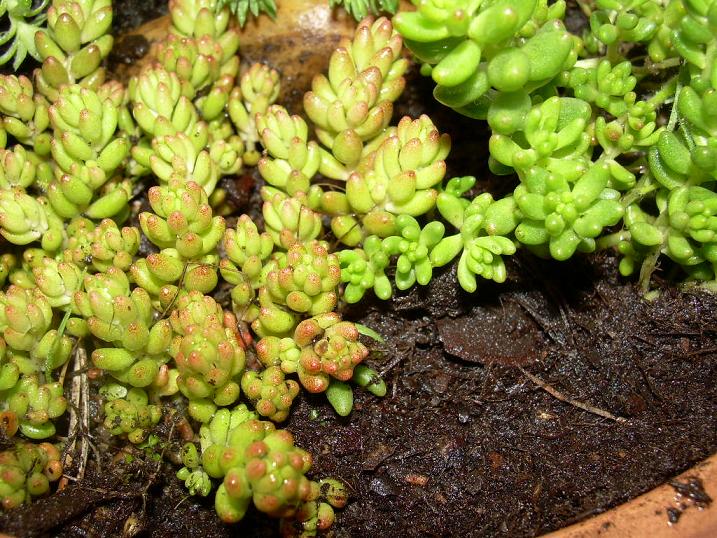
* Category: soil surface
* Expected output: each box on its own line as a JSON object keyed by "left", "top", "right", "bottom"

{"left": 2, "top": 2, "right": 716, "bottom": 537}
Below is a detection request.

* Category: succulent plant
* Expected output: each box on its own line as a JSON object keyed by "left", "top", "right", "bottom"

{"left": 304, "top": 16, "right": 408, "bottom": 176}
{"left": 129, "top": 65, "right": 199, "bottom": 139}
{"left": 241, "top": 366, "right": 300, "bottom": 422}
{"left": 0, "top": 144, "right": 49, "bottom": 190}
{"left": 330, "top": 0, "right": 398, "bottom": 21}
{"left": 0, "top": 189, "right": 63, "bottom": 251}
{"left": 264, "top": 241, "right": 341, "bottom": 315}
{"left": 171, "top": 319, "right": 246, "bottom": 422}
{"left": 3, "top": 0, "right": 712, "bottom": 530}
{"left": 220, "top": 214, "right": 274, "bottom": 307}
{"left": 140, "top": 180, "right": 226, "bottom": 257}
{"left": 0, "top": 0, "right": 51, "bottom": 69}
{"left": 387, "top": 0, "right": 717, "bottom": 290}
{"left": 102, "top": 385, "right": 162, "bottom": 444}
{"left": 255, "top": 105, "right": 321, "bottom": 195}
{"left": 3, "top": 375, "right": 67, "bottom": 439}
{"left": 88, "top": 219, "right": 140, "bottom": 273}
{"left": 0, "top": 1, "right": 382, "bottom": 528}
{"left": 0, "top": 75, "right": 52, "bottom": 155}
{"left": 0, "top": 285, "right": 72, "bottom": 365}
{"left": 337, "top": 234, "right": 391, "bottom": 303}
{"left": 217, "top": 0, "right": 277, "bottom": 27}
{"left": 293, "top": 312, "right": 369, "bottom": 390}
{"left": 262, "top": 191, "right": 323, "bottom": 250}
{"left": 229, "top": 63, "right": 280, "bottom": 165}
{"left": 0, "top": 441, "right": 62, "bottom": 509}
{"left": 394, "top": 0, "right": 574, "bottom": 117}
{"left": 176, "top": 404, "right": 326, "bottom": 523}
{"left": 34, "top": 0, "right": 114, "bottom": 100}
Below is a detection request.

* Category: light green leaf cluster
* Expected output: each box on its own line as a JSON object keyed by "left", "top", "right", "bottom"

{"left": 175, "top": 404, "right": 344, "bottom": 527}
{"left": 101, "top": 384, "right": 162, "bottom": 444}
{"left": 0, "top": 2, "right": 462, "bottom": 525}
{"left": 34, "top": 0, "right": 114, "bottom": 100}
{"left": 329, "top": 0, "right": 398, "bottom": 21}
{"left": 0, "top": 0, "right": 51, "bottom": 69}
{"left": 215, "top": 0, "right": 277, "bottom": 27}
{"left": 0, "top": 441, "right": 62, "bottom": 509}
{"left": 394, "top": 0, "right": 573, "bottom": 118}
{"left": 392, "top": 0, "right": 717, "bottom": 290}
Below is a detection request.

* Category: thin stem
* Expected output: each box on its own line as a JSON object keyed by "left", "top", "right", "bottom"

{"left": 647, "top": 75, "right": 678, "bottom": 109}
{"left": 638, "top": 210, "right": 669, "bottom": 292}
{"left": 518, "top": 366, "right": 628, "bottom": 423}
{"left": 666, "top": 79, "right": 683, "bottom": 132}
{"left": 632, "top": 59, "right": 682, "bottom": 77}
{"left": 596, "top": 230, "right": 631, "bottom": 250}
{"left": 575, "top": 0, "right": 593, "bottom": 17}
{"left": 621, "top": 172, "right": 657, "bottom": 207}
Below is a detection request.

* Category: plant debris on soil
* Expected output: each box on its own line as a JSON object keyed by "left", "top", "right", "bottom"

{"left": 2, "top": 2, "right": 716, "bottom": 537}
{"left": 665, "top": 477, "right": 713, "bottom": 525}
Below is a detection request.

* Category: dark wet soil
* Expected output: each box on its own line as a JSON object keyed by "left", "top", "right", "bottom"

{"left": 2, "top": 2, "right": 716, "bottom": 537}
{"left": 113, "top": 0, "right": 168, "bottom": 35}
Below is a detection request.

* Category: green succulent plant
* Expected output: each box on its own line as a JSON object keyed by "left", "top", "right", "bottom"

{"left": 228, "top": 63, "right": 280, "bottom": 164}
{"left": 330, "top": 0, "right": 398, "bottom": 21}
{"left": 304, "top": 16, "right": 408, "bottom": 177}
{"left": 0, "top": 75, "right": 51, "bottom": 151}
{"left": 264, "top": 241, "right": 341, "bottom": 315}
{"left": 431, "top": 183, "right": 520, "bottom": 292}
{"left": 4, "top": 0, "right": 715, "bottom": 529}
{"left": 33, "top": 0, "right": 114, "bottom": 101}
{"left": 388, "top": 0, "right": 717, "bottom": 289}
{"left": 0, "top": 0, "right": 374, "bottom": 527}
{"left": 101, "top": 385, "right": 162, "bottom": 444}
{"left": 0, "top": 145, "right": 49, "bottom": 190}
{"left": 176, "top": 404, "right": 326, "bottom": 523}
{"left": 337, "top": 235, "right": 391, "bottom": 303}
{"left": 514, "top": 164, "right": 624, "bottom": 261}
{"left": 2, "top": 375, "right": 67, "bottom": 439}
{"left": 241, "top": 366, "right": 300, "bottom": 422}
{"left": 393, "top": 0, "right": 573, "bottom": 117}
{"left": 170, "top": 315, "right": 246, "bottom": 423}
{"left": 293, "top": 312, "right": 369, "bottom": 389}
{"left": 0, "top": 189, "right": 63, "bottom": 251}
{"left": 0, "top": 0, "right": 51, "bottom": 69}
{"left": 0, "top": 441, "right": 62, "bottom": 508}
{"left": 216, "top": 0, "right": 276, "bottom": 26}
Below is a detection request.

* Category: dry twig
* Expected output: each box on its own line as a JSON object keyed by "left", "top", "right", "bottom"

{"left": 518, "top": 366, "right": 628, "bottom": 424}
{"left": 63, "top": 345, "right": 91, "bottom": 482}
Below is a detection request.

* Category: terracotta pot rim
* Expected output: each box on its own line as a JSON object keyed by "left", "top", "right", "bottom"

{"left": 544, "top": 452, "right": 716, "bottom": 537}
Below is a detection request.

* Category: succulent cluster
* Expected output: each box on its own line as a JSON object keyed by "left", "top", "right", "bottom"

{"left": 101, "top": 384, "right": 162, "bottom": 444}
{"left": 176, "top": 405, "right": 347, "bottom": 528}
{"left": 3, "top": 0, "right": 715, "bottom": 532}
{"left": 391, "top": 0, "right": 717, "bottom": 291}
{"left": 0, "top": 1, "right": 403, "bottom": 530}
{"left": 0, "top": 441, "right": 62, "bottom": 509}
{"left": 216, "top": 0, "right": 277, "bottom": 26}
{"left": 329, "top": 0, "right": 398, "bottom": 21}
{"left": 0, "top": 0, "right": 51, "bottom": 69}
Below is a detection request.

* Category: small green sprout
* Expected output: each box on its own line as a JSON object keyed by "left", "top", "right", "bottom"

{"left": 0, "top": 1, "right": 50, "bottom": 69}
{"left": 216, "top": 0, "right": 277, "bottom": 27}
{"left": 338, "top": 236, "right": 392, "bottom": 303}
{"left": 329, "top": 0, "right": 398, "bottom": 21}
